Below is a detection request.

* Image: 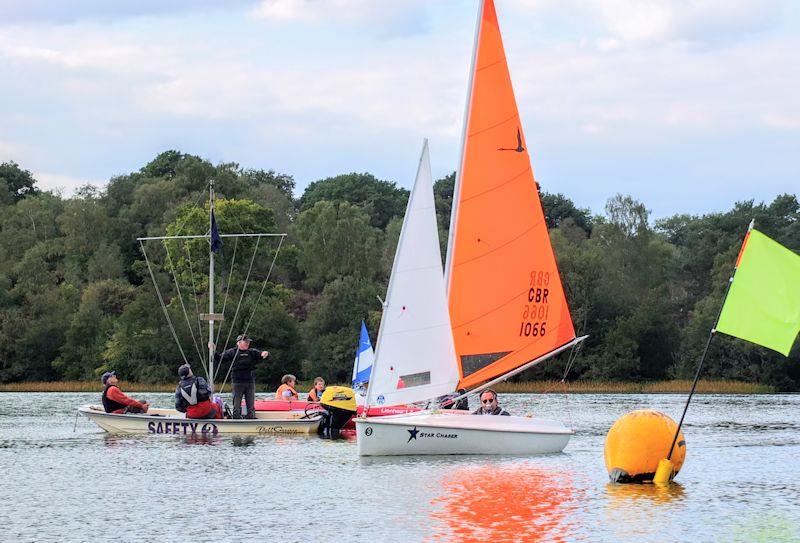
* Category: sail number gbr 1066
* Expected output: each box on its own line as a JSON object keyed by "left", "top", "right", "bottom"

{"left": 520, "top": 270, "right": 549, "bottom": 337}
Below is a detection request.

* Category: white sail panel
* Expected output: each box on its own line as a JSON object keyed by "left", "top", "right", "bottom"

{"left": 365, "top": 140, "right": 460, "bottom": 407}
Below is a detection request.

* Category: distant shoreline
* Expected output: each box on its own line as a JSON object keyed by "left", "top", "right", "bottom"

{"left": 0, "top": 379, "right": 778, "bottom": 394}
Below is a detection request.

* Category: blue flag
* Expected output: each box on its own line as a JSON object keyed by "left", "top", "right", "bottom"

{"left": 210, "top": 210, "right": 223, "bottom": 253}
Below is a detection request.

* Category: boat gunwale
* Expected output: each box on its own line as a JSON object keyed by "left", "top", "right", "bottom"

{"left": 76, "top": 405, "right": 322, "bottom": 425}
{"left": 354, "top": 411, "right": 574, "bottom": 435}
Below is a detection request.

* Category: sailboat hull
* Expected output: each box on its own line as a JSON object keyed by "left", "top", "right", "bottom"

{"left": 355, "top": 411, "right": 572, "bottom": 456}
{"left": 77, "top": 405, "right": 321, "bottom": 435}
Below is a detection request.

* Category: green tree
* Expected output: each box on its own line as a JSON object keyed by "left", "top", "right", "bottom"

{"left": 0, "top": 161, "right": 39, "bottom": 203}
{"left": 299, "top": 172, "right": 408, "bottom": 229}
{"left": 295, "top": 201, "right": 383, "bottom": 290}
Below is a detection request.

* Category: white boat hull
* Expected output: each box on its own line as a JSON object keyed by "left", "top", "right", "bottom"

{"left": 77, "top": 405, "right": 321, "bottom": 435}
{"left": 355, "top": 410, "right": 572, "bottom": 456}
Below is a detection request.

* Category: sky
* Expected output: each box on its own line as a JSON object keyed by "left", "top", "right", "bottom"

{"left": 0, "top": 0, "right": 798, "bottom": 218}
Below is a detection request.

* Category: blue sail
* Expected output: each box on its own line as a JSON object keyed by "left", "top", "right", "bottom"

{"left": 352, "top": 320, "right": 374, "bottom": 386}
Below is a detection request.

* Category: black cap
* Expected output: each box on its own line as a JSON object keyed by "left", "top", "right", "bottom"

{"left": 236, "top": 334, "right": 250, "bottom": 342}
{"left": 101, "top": 371, "right": 116, "bottom": 385}
{"left": 178, "top": 364, "right": 192, "bottom": 378}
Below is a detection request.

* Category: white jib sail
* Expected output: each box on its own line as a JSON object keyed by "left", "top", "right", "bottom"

{"left": 364, "top": 140, "right": 460, "bottom": 407}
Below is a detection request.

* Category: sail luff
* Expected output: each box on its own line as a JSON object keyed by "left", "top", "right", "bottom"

{"left": 445, "top": 0, "right": 485, "bottom": 299}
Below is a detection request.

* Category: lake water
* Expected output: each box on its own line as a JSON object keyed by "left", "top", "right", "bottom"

{"left": 1, "top": 392, "right": 798, "bottom": 542}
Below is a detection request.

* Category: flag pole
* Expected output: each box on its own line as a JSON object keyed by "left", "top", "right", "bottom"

{"left": 655, "top": 219, "right": 754, "bottom": 483}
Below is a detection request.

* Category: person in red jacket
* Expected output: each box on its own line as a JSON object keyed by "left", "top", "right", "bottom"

{"left": 101, "top": 371, "right": 149, "bottom": 414}
{"left": 174, "top": 364, "right": 222, "bottom": 419}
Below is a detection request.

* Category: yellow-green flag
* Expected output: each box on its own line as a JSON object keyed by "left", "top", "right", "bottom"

{"left": 716, "top": 229, "right": 800, "bottom": 356}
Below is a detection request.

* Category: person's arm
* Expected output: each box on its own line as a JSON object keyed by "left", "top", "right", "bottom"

{"left": 250, "top": 348, "right": 270, "bottom": 360}
{"left": 175, "top": 387, "right": 186, "bottom": 412}
{"left": 107, "top": 387, "right": 146, "bottom": 410}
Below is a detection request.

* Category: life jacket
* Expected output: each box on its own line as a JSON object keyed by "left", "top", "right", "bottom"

{"left": 308, "top": 387, "right": 324, "bottom": 402}
{"left": 176, "top": 376, "right": 212, "bottom": 411}
{"left": 102, "top": 385, "right": 128, "bottom": 413}
{"left": 276, "top": 383, "right": 298, "bottom": 400}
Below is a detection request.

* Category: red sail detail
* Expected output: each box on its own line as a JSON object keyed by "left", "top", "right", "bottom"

{"left": 448, "top": 0, "right": 576, "bottom": 390}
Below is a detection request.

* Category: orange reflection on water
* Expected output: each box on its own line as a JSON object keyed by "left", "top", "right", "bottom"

{"left": 428, "top": 463, "right": 574, "bottom": 543}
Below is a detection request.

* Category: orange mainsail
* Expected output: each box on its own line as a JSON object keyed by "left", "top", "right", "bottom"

{"left": 447, "top": 0, "right": 576, "bottom": 390}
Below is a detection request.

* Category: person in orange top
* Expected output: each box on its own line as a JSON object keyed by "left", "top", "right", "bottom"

{"left": 101, "top": 371, "right": 149, "bottom": 414}
{"left": 307, "top": 377, "right": 325, "bottom": 402}
{"left": 276, "top": 374, "right": 299, "bottom": 401}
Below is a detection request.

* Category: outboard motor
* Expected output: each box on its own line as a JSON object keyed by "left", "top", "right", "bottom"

{"left": 317, "top": 386, "right": 357, "bottom": 438}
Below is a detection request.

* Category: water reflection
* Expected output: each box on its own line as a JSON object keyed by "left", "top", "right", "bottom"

{"left": 231, "top": 436, "right": 256, "bottom": 447}
{"left": 428, "top": 462, "right": 574, "bottom": 543}
{"left": 604, "top": 482, "right": 686, "bottom": 504}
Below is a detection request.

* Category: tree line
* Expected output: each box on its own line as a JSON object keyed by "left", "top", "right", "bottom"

{"left": 1, "top": 152, "right": 798, "bottom": 390}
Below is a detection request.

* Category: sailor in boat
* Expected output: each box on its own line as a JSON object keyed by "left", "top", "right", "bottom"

{"left": 276, "top": 374, "right": 299, "bottom": 400}
{"left": 307, "top": 377, "right": 325, "bottom": 402}
{"left": 210, "top": 334, "right": 269, "bottom": 419}
{"left": 101, "top": 371, "right": 149, "bottom": 414}
{"left": 471, "top": 390, "right": 510, "bottom": 416}
{"left": 175, "top": 364, "right": 222, "bottom": 419}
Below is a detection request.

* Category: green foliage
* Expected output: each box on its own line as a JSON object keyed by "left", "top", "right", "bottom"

{"left": 0, "top": 152, "right": 797, "bottom": 391}
{"left": 0, "top": 161, "right": 39, "bottom": 203}
{"left": 295, "top": 201, "right": 383, "bottom": 290}
{"left": 298, "top": 172, "right": 408, "bottom": 229}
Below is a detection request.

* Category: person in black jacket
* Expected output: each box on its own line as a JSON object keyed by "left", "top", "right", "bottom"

{"left": 471, "top": 389, "right": 510, "bottom": 416}
{"left": 210, "top": 334, "right": 269, "bottom": 419}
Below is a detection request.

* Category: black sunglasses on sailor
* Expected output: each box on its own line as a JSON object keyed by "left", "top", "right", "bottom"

{"left": 481, "top": 398, "right": 495, "bottom": 404}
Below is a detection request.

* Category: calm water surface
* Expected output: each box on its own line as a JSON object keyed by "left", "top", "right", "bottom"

{"left": 1, "top": 392, "right": 798, "bottom": 542}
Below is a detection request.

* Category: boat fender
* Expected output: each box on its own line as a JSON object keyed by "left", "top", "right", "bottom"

{"left": 604, "top": 409, "right": 686, "bottom": 483}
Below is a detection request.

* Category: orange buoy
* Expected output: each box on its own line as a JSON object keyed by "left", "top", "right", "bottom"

{"left": 604, "top": 409, "right": 686, "bottom": 483}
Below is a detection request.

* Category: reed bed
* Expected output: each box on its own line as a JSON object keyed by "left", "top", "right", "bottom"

{"left": 494, "top": 379, "right": 775, "bottom": 394}
{"left": 1, "top": 379, "right": 775, "bottom": 394}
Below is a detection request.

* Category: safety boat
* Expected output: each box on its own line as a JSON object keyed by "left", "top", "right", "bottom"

{"left": 78, "top": 181, "right": 323, "bottom": 436}
{"left": 356, "top": 0, "right": 586, "bottom": 456}
{"left": 78, "top": 405, "right": 321, "bottom": 435}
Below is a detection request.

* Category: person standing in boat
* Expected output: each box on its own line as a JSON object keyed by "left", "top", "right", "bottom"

{"left": 210, "top": 334, "right": 269, "bottom": 419}
{"left": 174, "top": 364, "right": 222, "bottom": 419}
{"left": 307, "top": 377, "right": 325, "bottom": 402}
{"left": 100, "top": 371, "right": 149, "bottom": 414}
{"left": 472, "top": 389, "right": 510, "bottom": 416}
{"left": 276, "top": 374, "right": 299, "bottom": 400}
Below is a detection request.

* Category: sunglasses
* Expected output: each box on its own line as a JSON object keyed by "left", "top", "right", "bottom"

{"left": 481, "top": 398, "right": 495, "bottom": 404}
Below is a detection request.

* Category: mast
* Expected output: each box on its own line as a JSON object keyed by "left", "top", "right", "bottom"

{"left": 444, "top": 0, "right": 483, "bottom": 293}
{"left": 208, "top": 179, "right": 215, "bottom": 390}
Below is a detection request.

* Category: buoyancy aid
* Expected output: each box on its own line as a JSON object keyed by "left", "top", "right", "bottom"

{"left": 276, "top": 383, "right": 298, "bottom": 400}
{"left": 102, "top": 385, "right": 128, "bottom": 413}
{"left": 175, "top": 376, "right": 212, "bottom": 412}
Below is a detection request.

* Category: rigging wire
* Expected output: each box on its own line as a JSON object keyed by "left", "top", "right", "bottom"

{"left": 140, "top": 240, "right": 189, "bottom": 366}
{"left": 164, "top": 242, "right": 206, "bottom": 370}
{"left": 184, "top": 241, "right": 206, "bottom": 370}
{"left": 216, "top": 235, "right": 285, "bottom": 394}
{"left": 214, "top": 236, "right": 239, "bottom": 348}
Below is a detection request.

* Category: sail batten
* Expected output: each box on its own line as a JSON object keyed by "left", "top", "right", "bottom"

{"left": 447, "top": 0, "right": 576, "bottom": 390}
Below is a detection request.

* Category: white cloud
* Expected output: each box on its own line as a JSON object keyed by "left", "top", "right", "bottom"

{"left": 34, "top": 171, "right": 103, "bottom": 195}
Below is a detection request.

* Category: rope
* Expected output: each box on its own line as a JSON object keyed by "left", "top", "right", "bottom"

{"left": 215, "top": 236, "right": 239, "bottom": 347}
{"left": 164, "top": 242, "right": 205, "bottom": 368}
{"left": 140, "top": 240, "right": 189, "bottom": 365}
{"left": 217, "top": 235, "right": 285, "bottom": 394}
{"left": 184, "top": 241, "right": 206, "bottom": 371}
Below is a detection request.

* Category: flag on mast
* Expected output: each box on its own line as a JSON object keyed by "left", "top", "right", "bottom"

{"left": 210, "top": 210, "right": 223, "bottom": 253}
{"left": 715, "top": 229, "right": 800, "bottom": 356}
{"left": 353, "top": 320, "right": 374, "bottom": 386}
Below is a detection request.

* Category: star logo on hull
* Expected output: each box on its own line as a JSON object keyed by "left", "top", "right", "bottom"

{"left": 407, "top": 426, "right": 419, "bottom": 442}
